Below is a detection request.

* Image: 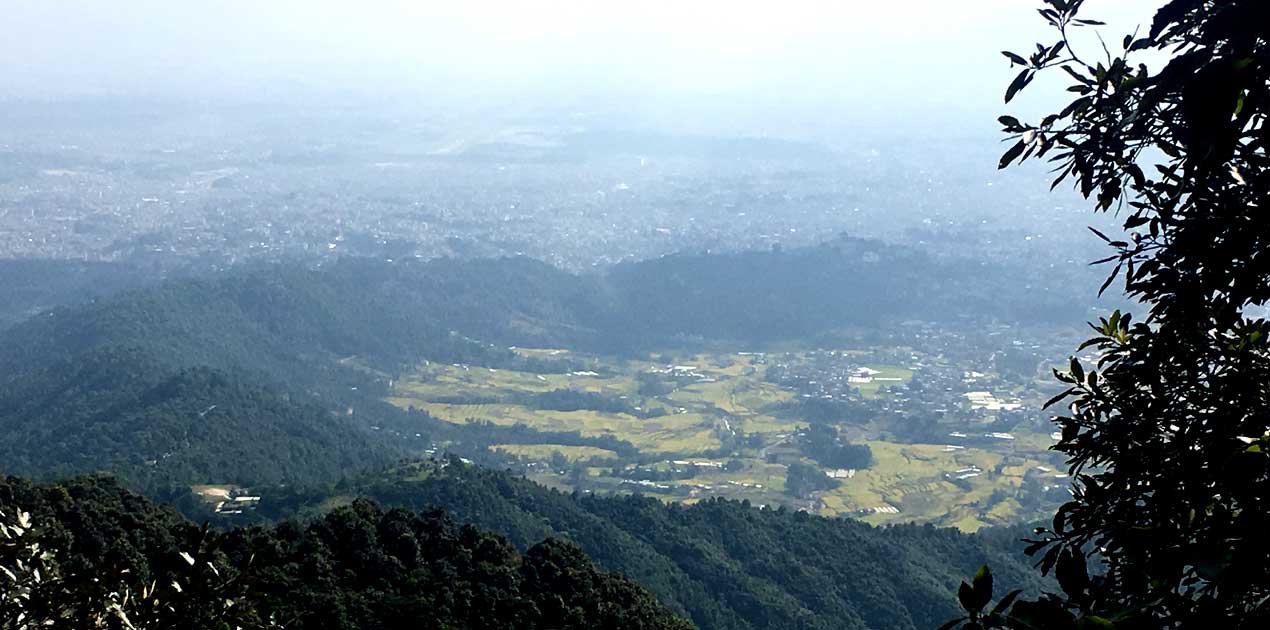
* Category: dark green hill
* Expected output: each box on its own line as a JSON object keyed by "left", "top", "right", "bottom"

{"left": 604, "top": 239, "right": 1091, "bottom": 345}
{"left": 0, "top": 240, "right": 1094, "bottom": 494}
{"left": 0, "top": 348, "right": 392, "bottom": 494}
{"left": 1, "top": 237, "right": 1092, "bottom": 381}
{"left": 0, "top": 257, "right": 590, "bottom": 382}
{"left": 267, "top": 461, "right": 1047, "bottom": 630}
{"left": 0, "top": 475, "right": 692, "bottom": 630}
{"left": 0, "top": 258, "right": 154, "bottom": 330}
{"left": 0, "top": 257, "right": 598, "bottom": 492}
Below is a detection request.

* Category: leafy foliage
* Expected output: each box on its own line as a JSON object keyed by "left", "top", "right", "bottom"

{"left": 288, "top": 461, "right": 1048, "bottom": 630}
{"left": 951, "top": 1, "right": 1270, "bottom": 628}
{"left": 0, "top": 492, "right": 272, "bottom": 629}
{"left": 784, "top": 461, "right": 841, "bottom": 498}
{"left": 0, "top": 476, "right": 691, "bottom": 630}
{"left": 798, "top": 424, "right": 875, "bottom": 470}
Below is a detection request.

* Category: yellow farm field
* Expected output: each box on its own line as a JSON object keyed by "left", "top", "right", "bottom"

{"left": 491, "top": 444, "right": 620, "bottom": 462}
{"left": 412, "top": 401, "right": 721, "bottom": 453}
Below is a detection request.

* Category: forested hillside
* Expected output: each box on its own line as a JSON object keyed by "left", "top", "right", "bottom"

{"left": 0, "top": 243, "right": 1067, "bottom": 629}
{"left": 604, "top": 238, "right": 1090, "bottom": 343}
{"left": 0, "top": 239, "right": 1098, "bottom": 496}
{"left": 255, "top": 460, "right": 1047, "bottom": 630}
{"left": 0, "top": 352, "right": 394, "bottom": 495}
{"left": 2, "top": 236, "right": 1093, "bottom": 379}
{"left": 0, "top": 475, "right": 693, "bottom": 630}
{"left": 0, "top": 257, "right": 592, "bottom": 493}
{"left": 0, "top": 259, "right": 154, "bottom": 330}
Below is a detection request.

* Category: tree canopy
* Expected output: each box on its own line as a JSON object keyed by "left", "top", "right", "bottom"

{"left": 0, "top": 475, "right": 693, "bottom": 630}
{"left": 951, "top": 1, "right": 1270, "bottom": 628}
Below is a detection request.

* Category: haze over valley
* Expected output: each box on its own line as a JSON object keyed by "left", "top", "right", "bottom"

{"left": 6, "top": 2, "right": 1243, "bottom": 630}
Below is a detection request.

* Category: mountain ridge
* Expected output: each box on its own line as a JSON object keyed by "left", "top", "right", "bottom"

{"left": 0, "top": 239, "right": 1093, "bottom": 494}
{"left": 247, "top": 459, "right": 1049, "bottom": 630}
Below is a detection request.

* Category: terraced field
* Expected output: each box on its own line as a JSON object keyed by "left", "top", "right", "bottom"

{"left": 388, "top": 349, "right": 1064, "bottom": 531}
{"left": 491, "top": 444, "right": 620, "bottom": 462}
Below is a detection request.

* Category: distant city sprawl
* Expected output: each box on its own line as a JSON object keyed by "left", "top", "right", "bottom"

{"left": 0, "top": 99, "right": 1111, "bottom": 275}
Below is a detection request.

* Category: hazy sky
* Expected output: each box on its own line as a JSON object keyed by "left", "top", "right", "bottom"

{"left": 2, "top": 0, "right": 1163, "bottom": 135}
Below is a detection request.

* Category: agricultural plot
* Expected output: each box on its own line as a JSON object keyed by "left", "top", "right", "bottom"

{"left": 491, "top": 444, "right": 620, "bottom": 462}
{"left": 387, "top": 348, "right": 1064, "bottom": 531}
{"left": 819, "top": 441, "right": 1055, "bottom": 529}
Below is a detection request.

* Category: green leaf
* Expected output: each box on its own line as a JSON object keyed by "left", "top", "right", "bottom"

{"left": 973, "top": 565, "right": 994, "bottom": 604}
{"left": 1069, "top": 358, "right": 1084, "bottom": 383}
{"left": 1129, "top": 38, "right": 1153, "bottom": 52}
{"left": 1005, "top": 69, "right": 1034, "bottom": 103}
{"left": 1044, "top": 389, "right": 1075, "bottom": 409}
{"left": 1123, "top": 215, "right": 1150, "bottom": 229}
{"left": 1061, "top": 65, "right": 1092, "bottom": 85}
{"left": 958, "top": 581, "right": 979, "bottom": 613}
{"left": 958, "top": 574, "right": 992, "bottom": 615}
{"left": 1055, "top": 549, "right": 1090, "bottom": 601}
{"left": 1078, "top": 616, "right": 1115, "bottom": 629}
{"left": 1087, "top": 226, "right": 1111, "bottom": 242}
{"left": 1059, "top": 95, "right": 1093, "bottom": 118}
{"left": 990, "top": 589, "right": 1023, "bottom": 616}
{"left": 1000, "top": 140, "right": 1027, "bottom": 169}
{"left": 1098, "top": 263, "right": 1120, "bottom": 296}
{"left": 1002, "top": 51, "right": 1029, "bottom": 66}
{"left": 1076, "top": 337, "right": 1107, "bottom": 352}
{"left": 1053, "top": 367, "right": 1076, "bottom": 384}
